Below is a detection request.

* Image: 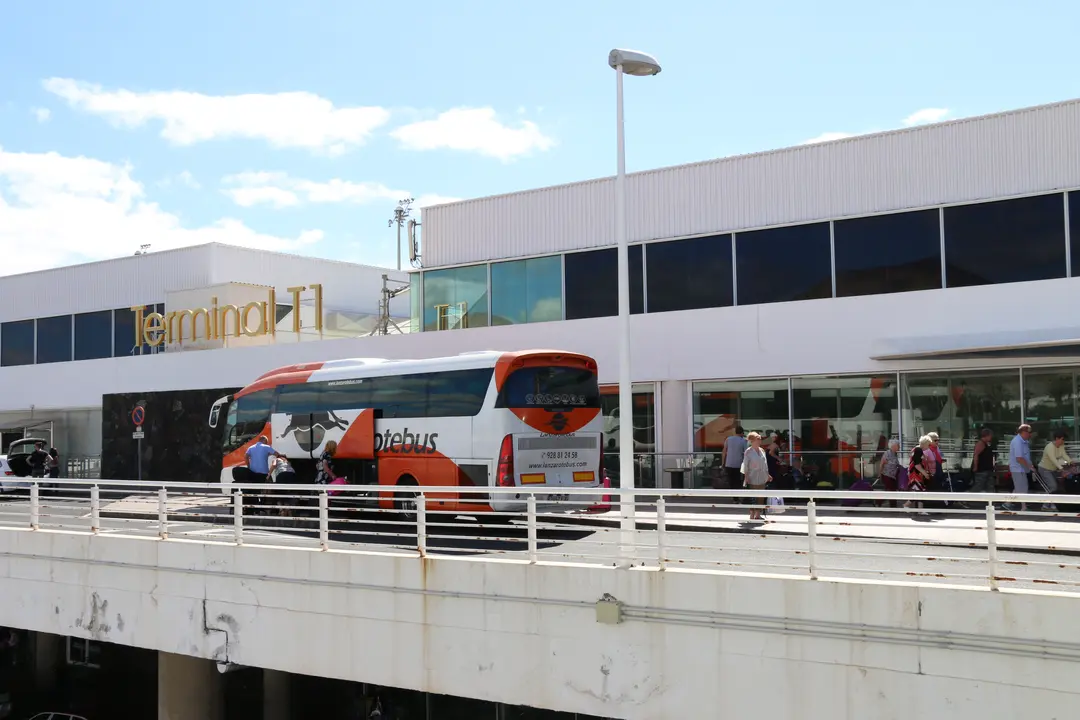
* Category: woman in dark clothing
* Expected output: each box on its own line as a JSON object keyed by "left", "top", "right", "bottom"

{"left": 47, "top": 448, "right": 60, "bottom": 479}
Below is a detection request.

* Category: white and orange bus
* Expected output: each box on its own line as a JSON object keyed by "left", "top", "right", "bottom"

{"left": 208, "top": 350, "right": 603, "bottom": 514}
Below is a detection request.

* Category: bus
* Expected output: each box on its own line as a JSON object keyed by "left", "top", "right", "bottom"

{"left": 207, "top": 350, "right": 603, "bottom": 514}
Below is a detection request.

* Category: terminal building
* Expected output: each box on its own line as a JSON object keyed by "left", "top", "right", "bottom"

{"left": 3, "top": 96, "right": 1080, "bottom": 488}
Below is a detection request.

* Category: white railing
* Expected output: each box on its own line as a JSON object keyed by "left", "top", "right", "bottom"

{"left": 3, "top": 479, "right": 1080, "bottom": 594}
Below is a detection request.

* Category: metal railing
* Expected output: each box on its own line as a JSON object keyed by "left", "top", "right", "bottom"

{"left": 3, "top": 479, "right": 1080, "bottom": 594}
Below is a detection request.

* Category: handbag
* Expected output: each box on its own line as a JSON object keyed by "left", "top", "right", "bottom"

{"left": 767, "top": 496, "right": 786, "bottom": 513}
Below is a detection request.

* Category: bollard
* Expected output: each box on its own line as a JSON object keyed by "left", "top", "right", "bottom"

{"left": 415, "top": 493, "right": 427, "bottom": 557}
{"left": 986, "top": 502, "right": 999, "bottom": 591}
{"left": 30, "top": 483, "right": 39, "bottom": 530}
{"left": 656, "top": 496, "right": 667, "bottom": 570}
{"left": 527, "top": 495, "right": 538, "bottom": 564}
{"left": 806, "top": 499, "right": 818, "bottom": 580}
{"left": 90, "top": 485, "right": 100, "bottom": 534}
{"left": 234, "top": 491, "right": 244, "bottom": 545}
{"left": 318, "top": 491, "right": 329, "bottom": 550}
{"left": 158, "top": 488, "right": 168, "bottom": 540}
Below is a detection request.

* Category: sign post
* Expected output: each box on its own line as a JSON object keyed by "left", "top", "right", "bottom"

{"left": 131, "top": 405, "right": 146, "bottom": 481}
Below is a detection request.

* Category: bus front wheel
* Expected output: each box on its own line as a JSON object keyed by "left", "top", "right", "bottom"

{"left": 393, "top": 477, "right": 420, "bottom": 524}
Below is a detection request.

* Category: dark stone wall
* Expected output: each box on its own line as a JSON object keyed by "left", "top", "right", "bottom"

{"left": 101, "top": 387, "right": 239, "bottom": 482}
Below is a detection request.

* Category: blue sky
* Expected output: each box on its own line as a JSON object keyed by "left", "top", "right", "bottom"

{"left": 1, "top": 0, "right": 1077, "bottom": 275}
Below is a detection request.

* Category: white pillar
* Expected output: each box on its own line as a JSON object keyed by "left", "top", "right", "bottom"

{"left": 158, "top": 652, "right": 224, "bottom": 720}
{"left": 263, "top": 669, "right": 290, "bottom": 720}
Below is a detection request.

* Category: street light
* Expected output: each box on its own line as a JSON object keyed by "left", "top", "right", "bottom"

{"left": 608, "top": 49, "right": 661, "bottom": 542}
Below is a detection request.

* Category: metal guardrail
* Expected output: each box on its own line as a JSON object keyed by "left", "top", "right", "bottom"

{"left": 2, "top": 479, "right": 1080, "bottom": 594}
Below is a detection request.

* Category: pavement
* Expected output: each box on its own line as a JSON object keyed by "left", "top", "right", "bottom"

{"left": 3, "top": 490, "right": 1080, "bottom": 594}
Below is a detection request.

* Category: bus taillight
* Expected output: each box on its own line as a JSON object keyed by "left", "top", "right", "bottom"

{"left": 496, "top": 434, "right": 515, "bottom": 487}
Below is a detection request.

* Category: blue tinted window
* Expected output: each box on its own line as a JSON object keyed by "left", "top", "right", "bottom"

{"left": 944, "top": 193, "right": 1066, "bottom": 287}
{"left": 114, "top": 305, "right": 160, "bottom": 357}
{"left": 736, "top": 222, "right": 832, "bottom": 305}
{"left": 36, "top": 314, "right": 72, "bottom": 364}
{"left": 564, "top": 245, "right": 643, "bottom": 320}
{"left": 1, "top": 320, "right": 35, "bottom": 367}
{"left": 491, "top": 255, "right": 563, "bottom": 325}
{"left": 75, "top": 310, "right": 113, "bottom": 361}
{"left": 646, "top": 234, "right": 733, "bottom": 312}
{"left": 423, "top": 265, "right": 488, "bottom": 331}
{"left": 834, "top": 210, "right": 942, "bottom": 296}
{"left": 1070, "top": 192, "right": 1080, "bottom": 277}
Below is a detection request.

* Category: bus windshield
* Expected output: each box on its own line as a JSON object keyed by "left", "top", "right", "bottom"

{"left": 497, "top": 366, "right": 600, "bottom": 410}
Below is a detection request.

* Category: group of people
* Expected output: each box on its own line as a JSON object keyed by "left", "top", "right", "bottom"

{"left": 26, "top": 441, "right": 60, "bottom": 480}
{"left": 242, "top": 435, "right": 343, "bottom": 514}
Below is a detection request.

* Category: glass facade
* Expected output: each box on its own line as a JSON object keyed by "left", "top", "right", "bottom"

{"left": 646, "top": 234, "right": 733, "bottom": 312}
{"left": 0, "top": 320, "right": 34, "bottom": 367}
{"left": 491, "top": 255, "right": 562, "bottom": 325}
{"left": 692, "top": 379, "right": 789, "bottom": 453}
{"left": 564, "top": 246, "right": 643, "bottom": 320}
{"left": 423, "top": 264, "right": 488, "bottom": 331}
{"left": 944, "top": 193, "right": 1067, "bottom": 287}
{"left": 833, "top": 210, "right": 942, "bottom": 297}
{"left": 1071, "top": 191, "right": 1080, "bottom": 277}
{"left": 74, "top": 310, "right": 113, "bottom": 361}
{"left": 600, "top": 384, "right": 657, "bottom": 488}
{"left": 736, "top": 222, "right": 832, "bottom": 305}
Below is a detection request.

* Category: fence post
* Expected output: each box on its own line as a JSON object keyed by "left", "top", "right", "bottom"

{"left": 806, "top": 498, "right": 818, "bottom": 580}
{"left": 319, "top": 491, "right": 329, "bottom": 550}
{"left": 157, "top": 487, "right": 168, "bottom": 540}
{"left": 986, "top": 501, "right": 999, "bottom": 591}
{"left": 527, "top": 494, "right": 538, "bottom": 563}
{"left": 233, "top": 490, "right": 244, "bottom": 545}
{"left": 416, "top": 493, "right": 427, "bottom": 557}
{"left": 656, "top": 496, "right": 667, "bottom": 570}
{"left": 90, "top": 485, "right": 100, "bottom": 534}
{"left": 29, "top": 483, "right": 39, "bottom": 530}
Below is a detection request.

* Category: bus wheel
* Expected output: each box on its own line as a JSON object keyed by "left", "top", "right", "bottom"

{"left": 393, "top": 477, "right": 420, "bottom": 524}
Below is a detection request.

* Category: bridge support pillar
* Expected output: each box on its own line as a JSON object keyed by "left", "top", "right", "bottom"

{"left": 158, "top": 652, "right": 224, "bottom": 720}
{"left": 32, "top": 631, "right": 63, "bottom": 693}
{"left": 263, "top": 669, "right": 290, "bottom": 720}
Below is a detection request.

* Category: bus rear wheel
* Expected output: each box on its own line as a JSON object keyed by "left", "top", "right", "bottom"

{"left": 393, "top": 477, "right": 420, "bottom": 524}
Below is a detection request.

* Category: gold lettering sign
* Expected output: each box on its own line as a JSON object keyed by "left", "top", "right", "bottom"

{"left": 131, "top": 284, "right": 323, "bottom": 347}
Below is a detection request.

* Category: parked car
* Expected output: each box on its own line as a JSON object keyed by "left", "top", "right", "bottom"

{"left": 29, "top": 714, "right": 89, "bottom": 720}
{"left": 3, "top": 438, "right": 50, "bottom": 479}
{"left": 0, "top": 456, "right": 29, "bottom": 493}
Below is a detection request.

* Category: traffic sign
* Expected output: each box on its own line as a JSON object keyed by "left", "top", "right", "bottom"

{"left": 132, "top": 430, "right": 145, "bottom": 440}
{"left": 131, "top": 405, "right": 145, "bottom": 427}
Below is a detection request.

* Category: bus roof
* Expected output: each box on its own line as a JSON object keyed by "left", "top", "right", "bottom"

{"left": 239, "top": 349, "right": 596, "bottom": 398}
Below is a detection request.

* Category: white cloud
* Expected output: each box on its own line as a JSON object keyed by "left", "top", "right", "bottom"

{"left": 903, "top": 107, "right": 951, "bottom": 126}
{"left": 0, "top": 146, "right": 322, "bottom": 276}
{"left": 221, "top": 172, "right": 460, "bottom": 210}
{"left": 158, "top": 170, "right": 202, "bottom": 190}
{"left": 801, "top": 131, "right": 856, "bottom": 145}
{"left": 414, "top": 194, "right": 463, "bottom": 209}
{"left": 391, "top": 107, "right": 555, "bottom": 161}
{"left": 32, "top": 107, "right": 51, "bottom": 123}
{"left": 43, "top": 78, "right": 390, "bottom": 156}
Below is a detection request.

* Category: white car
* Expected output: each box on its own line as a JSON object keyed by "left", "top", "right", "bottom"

{"left": 29, "top": 714, "right": 89, "bottom": 720}
{"left": 0, "top": 455, "right": 30, "bottom": 493}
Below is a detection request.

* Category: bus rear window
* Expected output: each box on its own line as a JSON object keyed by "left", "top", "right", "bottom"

{"left": 497, "top": 366, "right": 600, "bottom": 409}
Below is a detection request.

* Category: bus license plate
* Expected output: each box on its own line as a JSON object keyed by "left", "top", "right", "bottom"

{"left": 544, "top": 493, "right": 569, "bottom": 502}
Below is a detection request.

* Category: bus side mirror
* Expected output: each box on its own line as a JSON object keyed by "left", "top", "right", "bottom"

{"left": 209, "top": 406, "right": 220, "bottom": 428}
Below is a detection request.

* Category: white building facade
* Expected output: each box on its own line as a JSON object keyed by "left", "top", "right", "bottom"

{"left": 3, "top": 98, "right": 1080, "bottom": 487}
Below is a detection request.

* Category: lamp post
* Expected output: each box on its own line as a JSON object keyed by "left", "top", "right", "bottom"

{"left": 608, "top": 49, "right": 661, "bottom": 544}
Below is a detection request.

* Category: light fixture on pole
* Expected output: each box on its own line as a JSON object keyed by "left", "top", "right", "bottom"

{"left": 608, "top": 48, "right": 661, "bottom": 546}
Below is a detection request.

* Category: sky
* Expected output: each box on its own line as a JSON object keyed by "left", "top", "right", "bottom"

{"left": 1, "top": 0, "right": 1078, "bottom": 276}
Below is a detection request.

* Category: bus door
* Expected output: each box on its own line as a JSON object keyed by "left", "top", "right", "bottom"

{"left": 271, "top": 408, "right": 379, "bottom": 482}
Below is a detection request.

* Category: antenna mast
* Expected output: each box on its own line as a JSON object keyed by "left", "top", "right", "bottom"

{"left": 388, "top": 198, "right": 414, "bottom": 271}
{"left": 369, "top": 274, "right": 411, "bottom": 336}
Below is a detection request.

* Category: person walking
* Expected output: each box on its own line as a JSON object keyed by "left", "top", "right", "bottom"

{"left": 1007, "top": 424, "right": 1035, "bottom": 512}
{"left": 741, "top": 431, "right": 771, "bottom": 521}
{"left": 720, "top": 426, "right": 748, "bottom": 492}
{"left": 970, "top": 427, "right": 996, "bottom": 496}
{"left": 905, "top": 436, "right": 931, "bottom": 515}
{"left": 878, "top": 439, "right": 901, "bottom": 508}
{"left": 1036, "top": 429, "right": 1071, "bottom": 512}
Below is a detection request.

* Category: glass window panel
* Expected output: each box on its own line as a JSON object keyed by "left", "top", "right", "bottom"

{"left": 599, "top": 384, "right": 657, "bottom": 488}
{"left": 114, "top": 305, "right": 158, "bottom": 357}
{"left": 491, "top": 255, "right": 562, "bottom": 325}
{"left": 1070, "top": 192, "right": 1080, "bottom": 277}
{"left": 692, "top": 379, "right": 789, "bottom": 454}
{"left": 422, "top": 264, "right": 488, "bottom": 331}
{"left": 792, "top": 375, "right": 897, "bottom": 487}
{"left": 833, "top": 210, "right": 942, "bottom": 297}
{"left": 902, "top": 370, "right": 1021, "bottom": 472}
{"left": 408, "top": 272, "right": 421, "bottom": 333}
{"left": 736, "top": 222, "right": 832, "bottom": 305}
{"left": 74, "top": 310, "right": 113, "bottom": 361}
{"left": 564, "top": 245, "right": 643, "bottom": 320}
{"left": 1023, "top": 367, "right": 1080, "bottom": 450}
{"left": 0, "top": 320, "right": 35, "bottom": 367}
{"left": 944, "top": 193, "right": 1066, "bottom": 288}
{"left": 36, "top": 314, "right": 72, "bottom": 364}
{"left": 646, "top": 234, "right": 733, "bottom": 312}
